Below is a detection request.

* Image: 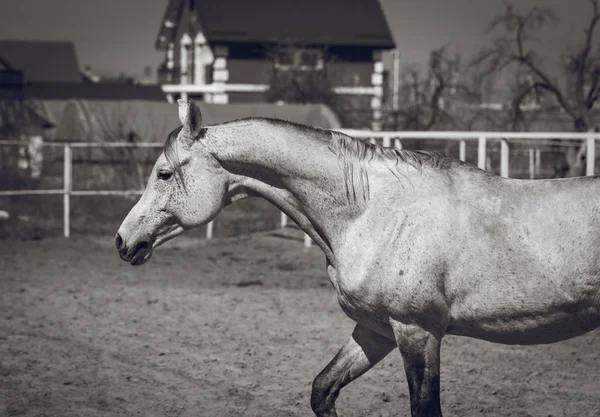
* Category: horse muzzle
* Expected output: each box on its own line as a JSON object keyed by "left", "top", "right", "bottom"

{"left": 115, "top": 233, "right": 153, "bottom": 266}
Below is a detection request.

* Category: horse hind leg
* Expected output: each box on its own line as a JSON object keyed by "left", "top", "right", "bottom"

{"left": 311, "top": 323, "right": 396, "bottom": 417}
{"left": 390, "top": 319, "right": 444, "bottom": 417}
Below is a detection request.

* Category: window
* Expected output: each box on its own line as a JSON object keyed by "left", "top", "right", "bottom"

{"left": 275, "top": 48, "right": 324, "bottom": 71}
{"left": 276, "top": 51, "right": 294, "bottom": 68}
{"left": 299, "top": 50, "right": 319, "bottom": 67}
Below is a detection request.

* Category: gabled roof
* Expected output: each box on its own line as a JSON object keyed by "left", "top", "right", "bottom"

{"left": 156, "top": 0, "right": 187, "bottom": 50}
{"left": 156, "top": 0, "right": 395, "bottom": 50}
{"left": 0, "top": 40, "right": 82, "bottom": 83}
{"left": 0, "top": 82, "right": 167, "bottom": 101}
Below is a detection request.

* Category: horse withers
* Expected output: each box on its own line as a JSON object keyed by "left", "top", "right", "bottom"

{"left": 116, "top": 99, "right": 600, "bottom": 417}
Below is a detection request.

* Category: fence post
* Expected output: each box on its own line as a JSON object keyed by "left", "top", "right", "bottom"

{"left": 459, "top": 139, "right": 466, "bottom": 162}
{"left": 500, "top": 139, "right": 509, "bottom": 178}
{"left": 587, "top": 134, "right": 596, "bottom": 176}
{"left": 535, "top": 149, "right": 541, "bottom": 176}
{"left": 529, "top": 148, "right": 535, "bottom": 179}
{"left": 206, "top": 220, "right": 214, "bottom": 239}
{"left": 383, "top": 135, "right": 391, "bottom": 148}
{"left": 63, "top": 145, "right": 72, "bottom": 238}
{"left": 478, "top": 136, "right": 487, "bottom": 170}
{"left": 280, "top": 212, "right": 288, "bottom": 228}
{"left": 304, "top": 233, "right": 312, "bottom": 247}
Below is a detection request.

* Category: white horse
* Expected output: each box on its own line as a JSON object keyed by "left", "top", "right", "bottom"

{"left": 116, "top": 99, "right": 600, "bottom": 417}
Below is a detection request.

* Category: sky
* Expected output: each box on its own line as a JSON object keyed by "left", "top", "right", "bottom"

{"left": 0, "top": 0, "right": 594, "bottom": 79}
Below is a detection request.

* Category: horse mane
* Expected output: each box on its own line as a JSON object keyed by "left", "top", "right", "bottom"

{"left": 328, "top": 130, "right": 451, "bottom": 204}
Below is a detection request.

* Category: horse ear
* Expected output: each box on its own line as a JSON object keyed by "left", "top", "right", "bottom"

{"left": 177, "top": 99, "right": 188, "bottom": 125}
{"left": 177, "top": 99, "right": 203, "bottom": 140}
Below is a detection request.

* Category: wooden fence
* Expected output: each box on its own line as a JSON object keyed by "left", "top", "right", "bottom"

{"left": 1, "top": 130, "right": 598, "bottom": 246}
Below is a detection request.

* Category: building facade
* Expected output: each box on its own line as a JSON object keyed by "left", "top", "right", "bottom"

{"left": 155, "top": 0, "right": 396, "bottom": 129}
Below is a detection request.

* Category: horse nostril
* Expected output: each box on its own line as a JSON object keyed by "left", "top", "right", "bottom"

{"left": 115, "top": 233, "right": 123, "bottom": 251}
{"left": 136, "top": 241, "right": 150, "bottom": 251}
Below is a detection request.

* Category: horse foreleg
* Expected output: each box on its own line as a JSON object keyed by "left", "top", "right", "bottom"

{"left": 310, "top": 323, "right": 396, "bottom": 417}
{"left": 390, "top": 320, "right": 444, "bottom": 417}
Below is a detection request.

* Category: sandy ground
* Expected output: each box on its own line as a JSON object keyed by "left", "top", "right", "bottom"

{"left": 0, "top": 229, "right": 598, "bottom": 417}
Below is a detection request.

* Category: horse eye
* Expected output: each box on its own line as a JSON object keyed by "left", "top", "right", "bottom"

{"left": 157, "top": 169, "right": 173, "bottom": 181}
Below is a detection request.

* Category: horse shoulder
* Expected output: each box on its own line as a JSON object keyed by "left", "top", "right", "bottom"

{"left": 332, "top": 197, "right": 454, "bottom": 332}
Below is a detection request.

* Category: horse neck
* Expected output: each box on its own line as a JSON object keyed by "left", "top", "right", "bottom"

{"left": 207, "top": 120, "right": 360, "bottom": 262}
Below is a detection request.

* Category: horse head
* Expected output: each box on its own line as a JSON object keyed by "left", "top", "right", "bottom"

{"left": 115, "top": 99, "right": 228, "bottom": 265}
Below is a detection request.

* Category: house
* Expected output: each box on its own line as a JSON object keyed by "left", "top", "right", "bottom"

{"left": 0, "top": 40, "right": 82, "bottom": 84}
{"left": 0, "top": 42, "right": 63, "bottom": 139}
{"left": 155, "top": 0, "right": 396, "bottom": 129}
{"left": 0, "top": 40, "right": 168, "bottom": 103}
{"left": 0, "top": 39, "right": 172, "bottom": 143}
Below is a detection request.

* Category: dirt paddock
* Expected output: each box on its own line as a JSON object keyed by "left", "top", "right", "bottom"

{"left": 1, "top": 230, "right": 598, "bottom": 417}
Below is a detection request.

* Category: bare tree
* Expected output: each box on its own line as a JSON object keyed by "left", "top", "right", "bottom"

{"left": 474, "top": 0, "right": 600, "bottom": 176}
{"left": 385, "top": 48, "right": 489, "bottom": 132}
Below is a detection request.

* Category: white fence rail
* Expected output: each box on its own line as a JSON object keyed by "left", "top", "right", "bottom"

{"left": 161, "top": 83, "right": 379, "bottom": 97}
{"left": 1, "top": 130, "right": 599, "bottom": 244}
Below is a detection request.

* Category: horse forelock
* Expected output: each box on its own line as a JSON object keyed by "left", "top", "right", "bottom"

{"left": 163, "top": 125, "right": 187, "bottom": 189}
{"left": 328, "top": 131, "right": 450, "bottom": 204}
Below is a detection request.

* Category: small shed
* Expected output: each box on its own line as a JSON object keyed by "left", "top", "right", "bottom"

{"left": 45, "top": 100, "right": 341, "bottom": 143}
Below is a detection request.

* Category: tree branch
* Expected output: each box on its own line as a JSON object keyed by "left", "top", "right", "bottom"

{"left": 586, "top": 68, "right": 600, "bottom": 108}
{"left": 423, "top": 72, "right": 447, "bottom": 130}
{"left": 578, "top": 1, "right": 600, "bottom": 112}
{"left": 509, "top": 9, "right": 576, "bottom": 120}
{"left": 509, "top": 82, "right": 541, "bottom": 130}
